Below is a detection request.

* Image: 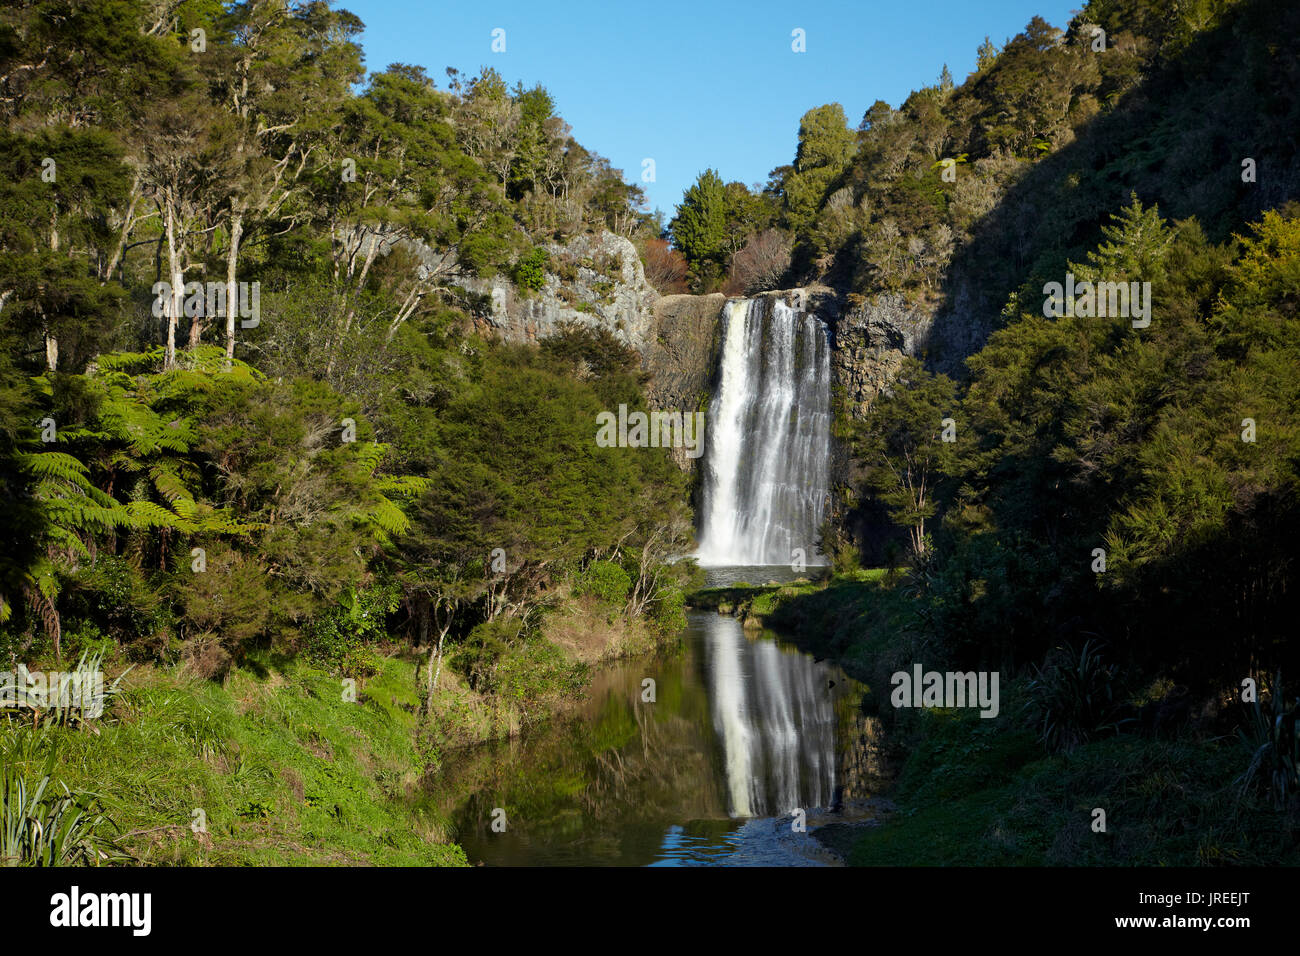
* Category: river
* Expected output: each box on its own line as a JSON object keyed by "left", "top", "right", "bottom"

{"left": 435, "top": 571, "right": 883, "bottom": 866}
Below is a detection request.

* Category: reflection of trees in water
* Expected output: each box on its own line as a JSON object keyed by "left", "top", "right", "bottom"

{"left": 580, "top": 690, "right": 728, "bottom": 822}
{"left": 430, "top": 631, "right": 874, "bottom": 864}
{"left": 429, "top": 650, "right": 729, "bottom": 859}
{"left": 836, "top": 709, "right": 892, "bottom": 800}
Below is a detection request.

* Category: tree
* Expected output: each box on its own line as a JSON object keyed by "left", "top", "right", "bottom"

{"left": 668, "top": 169, "right": 728, "bottom": 290}
{"left": 208, "top": 0, "right": 363, "bottom": 367}
{"left": 137, "top": 89, "right": 239, "bottom": 369}
{"left": 856, "top": 358, "right": 959, "bottom": 556}
{"left": 638, "top": 237, "right": 689, "bottom": 293}
{"left": 728, "top": 228, "right": 792, "bottom": 294}
{"left": 0, "top": 128, "right": 129, "bottom": 372}
{"left": 976, "top": 36, "right": 999, "bottom": 71}
{"left": 784, "top": 104, "right": 855, "bottom": 235}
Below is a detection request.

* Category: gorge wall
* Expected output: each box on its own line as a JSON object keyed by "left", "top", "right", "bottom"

{"left": 402, "top": 229, "right": 942, "bottom": 434}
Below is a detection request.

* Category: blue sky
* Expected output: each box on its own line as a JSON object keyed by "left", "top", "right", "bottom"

{"left": 345, "top": 0, "right": 1084, "bottom": 219}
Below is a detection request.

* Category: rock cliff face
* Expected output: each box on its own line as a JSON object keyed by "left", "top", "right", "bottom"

{"left": 688, "top": 286, "right": 933, "bottom": 425}
{"left": 448, "top": 231, "right": 661, "bottom": 351}
{"left": 405, "top": 229, "right": 939, "bottom": 433}
{"left": 640, "top": 293, "right": 724, "bottom": 414}
{"left": 831, "top": 293, "right": 934, "bottom": 420}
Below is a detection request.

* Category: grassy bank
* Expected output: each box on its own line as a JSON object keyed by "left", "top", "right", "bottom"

{"left": 689, "top": 572, "right": 1300, "bottom": 866}
{"left": 2, "top": 590, "right": 677, "bottom": 866}
{"left": 847, "top": 708, "right": 1298, "bottom": 865}
{"left": 3, "top": 651, "right": 465, "bottom": 865}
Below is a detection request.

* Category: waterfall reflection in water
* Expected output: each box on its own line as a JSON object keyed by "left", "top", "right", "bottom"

{"left": 441, "top": 611, "right": 858, "bottom": 866}
{"left": 702, "top": 614, "right": 837, "bottom": 818}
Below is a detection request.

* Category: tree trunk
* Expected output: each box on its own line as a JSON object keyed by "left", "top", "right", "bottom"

{"left": 429, "top": 624, "right": 447, "bottom": 713}
{"left": 416, "top": 598, "right": 429, "bottom": 710}
{"left": 224, "top": 210, "right": 243, "bottom": 370}
{"left": 164, "top": 202, "right": 183, "bottom": 369}
{"left": 326, "top": 231, "right": 379, "bottom": 377}
{"left": 45, "top": 208, "right": 58, "bottom": 370}
{"left": 44, "top": 327, "right": 58, "bottom": 371}
{"left": 102, "top": 173, "right": 142, "bottom": 283}
{"left": 424, "top": 600, "right": 451, "bottom": 714}
{"left": 342, "top": 232, "right": 380, "bottom": 334}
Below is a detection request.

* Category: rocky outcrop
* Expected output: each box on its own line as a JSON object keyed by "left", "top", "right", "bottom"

{"left": 398, "top": 229, "right": 660, "bottom": 351}
{"left": 403, "top": 227, "right": 933, "bottom": 427}
{"left": 641, "top": 293, "right": 724, "bottom": 414}
{"left": 468, "top": 231, "right": 660, "bottom": 351}
{"left": 831, "top": 293, "right": 933, "bottom": 420}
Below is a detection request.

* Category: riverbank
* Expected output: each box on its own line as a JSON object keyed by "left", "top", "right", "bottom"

{"left": 688, "top": 572, "right": 1300, "bottom": 866}
{"left": 1, "top": 592, "right": 679, "bottom": 866}
{"left": 1, "top": 651, "right": 466, "bottom": 865}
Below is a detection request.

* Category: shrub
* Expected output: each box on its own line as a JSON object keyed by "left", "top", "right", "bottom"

{"left": 573, "top": 560, "right": 631, "bottom": 605}
{"left": 1235, "top": 672, "right": 1299, "bottom": 809}
{"left": 1026, "top": 639, "right": 1124, "bottom": 753}
{"left": 512, "top": 247, "right": 550, "bottom": 291}
{"left": 727, "top": 228, "right": 792, "bottom": 294}
{"left": 648, "top": 585, "right": 687, "bottom": 634}
{"left": 172, "top": 545, "right": 272, "bottom": 665}
{"left": 0, "top": 737, "right": 125, "bottom": 865}
{"left": 452, "top": 619, "right": 520, "bottom": 694}
{"left": 62, "top": 554, "right": 171, "bottom": 650}
{"left": 303, "top": 583, "right": 399, "bottom": 679}
{"left": 637, "top": 238, "right": 689, "bottom": 294}
{"left": 495, "top": 638, "right": 589, "bottom": 716}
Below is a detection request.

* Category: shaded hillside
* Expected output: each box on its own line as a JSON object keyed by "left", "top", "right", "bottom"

{"left": 926, "top": 0, "right": 1300, "bottom": 370}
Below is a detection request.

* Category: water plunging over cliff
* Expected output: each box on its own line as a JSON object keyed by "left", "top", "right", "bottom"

{"left": 696, "top": 297, "right": 831, "bottom": 567}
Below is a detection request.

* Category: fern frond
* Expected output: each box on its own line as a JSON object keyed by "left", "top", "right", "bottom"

{"left": 376, "top": 474, "right": 431, "bottom": 498}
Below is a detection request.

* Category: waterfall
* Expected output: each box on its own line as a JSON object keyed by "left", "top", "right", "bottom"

{"left": 702, "top": 615, "right": 837, "bottom": 817}
{"left": 696, "top": 296, "right": 831, "bottom": 567}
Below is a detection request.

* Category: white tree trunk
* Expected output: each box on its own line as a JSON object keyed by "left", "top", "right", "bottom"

{"left": 164, "top": 203, "right": 183, "bottom": 369}
{"left": 224, "top": 210, "right": 243, "bottom": 370}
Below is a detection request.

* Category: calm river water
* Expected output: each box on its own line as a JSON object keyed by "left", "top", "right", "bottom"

{"left": 435, "top": 569, "right": 877, "bottom": 866}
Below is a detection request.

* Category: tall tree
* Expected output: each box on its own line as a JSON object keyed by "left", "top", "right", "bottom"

{"left": 856, "top": 357, "right": 959, "bottom": 556}
{"left": 669, "top": 168, "right": 728, "bottom": 289}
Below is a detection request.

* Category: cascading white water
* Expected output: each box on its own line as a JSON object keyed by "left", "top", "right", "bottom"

{"left": 702, "top": 615, "right": 837, "bottom": 818}
{"left": 696, "top": 297, "right": 831, "bottom": 567}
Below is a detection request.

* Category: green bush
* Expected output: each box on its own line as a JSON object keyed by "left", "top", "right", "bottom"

{"left": 61, "top": 621, "right": 115, "bottom": 662}
{"left": 1235, "top": 673, "right": 1300, "bottom": 809}
{"left": 452, "top": 619, "right": 520, "bottom": 694}
{"left": 495, "top": 638, "right": 589, "bottom": 715}
{"left": 1026, "top": 639, "right": 1124, "bottom": 754}
{"left": 0, "top": 736, "right": 125, "bottom": 865}
{"left": 648, "top": 585, "right": 686, "bottom": 633}
{"left": 304, "top": 583, "right": 399, "bottom": 679}
{"left": 512, "top": 247, "right": 550, "bottom": 291}
{"left": 62, "top": 554, "right": 172, "bottom": 651}
{"left": 573, "top": 560, "right": 631, "bottom": 605}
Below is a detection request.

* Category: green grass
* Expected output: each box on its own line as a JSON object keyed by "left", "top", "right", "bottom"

{"left": 686, "top": 570, "right": 892, "bottom": 628}
{"left": 849, "top": 708, "right": 1300, "bottom": 866}
{"left": 1, "top": 651, "right": 467, "bottom": 866}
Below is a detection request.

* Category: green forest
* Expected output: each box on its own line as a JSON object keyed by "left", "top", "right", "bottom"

{"left": 1, "top": 0, "right": 1298, "bottom": 869}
